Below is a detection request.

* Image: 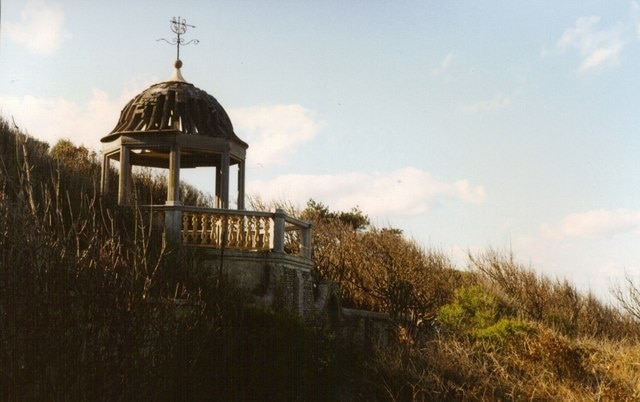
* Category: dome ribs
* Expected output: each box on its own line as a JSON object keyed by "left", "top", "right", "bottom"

{"left": 132, "top": 101, "right": 149, "bottom": 131}
{"left": 204, "top": 98, "right": 216, "bottom": 133}
{"left": 160, "top": 89, "right": 176, "bottom": 130}
{"left": 176, "top": 99, "right": 191, "bottom": 134}
{"left": 149, "top": 94, "right": 166, "bottom": 130}
{"left": 183, "top": 97, "right": 198, "bottom": 134}
{"left": 103, "top": 81, "right": 242, "bottom": 144}
{"left": 113, "top": 98, "right": 138, "bottom": 133}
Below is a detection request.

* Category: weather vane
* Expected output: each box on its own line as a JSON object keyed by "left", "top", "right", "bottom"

{"left": 157, "top": 16, "right": 199, "bottom": 61}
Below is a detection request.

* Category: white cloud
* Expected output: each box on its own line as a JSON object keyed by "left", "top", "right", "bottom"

{"left": 452, "top": 179, "right": 486, "bottom": 203}
{"left": 512, "top": 228, "right": 640, "bottom": 303}
{"left": 459, "top": 93, "right": 511, "bottom": 113}
{"left": 0, "top": 80, "right": 152, "bottom": 148}
{"left": 540, "top": 209, "right": 640, "bottom": 239}
{"left": 511, "top": 208, "right": 640, "bottom": 303}
{"left": 0, "top": 82, "right": 312, "bottom": 162}
{"left": 1, "top": 91, "right": 115, "bottom": 148}
{"left": 5, "top": 0, "right": 70, "bottom": 56}
{"left": 229, "top": 104, "right": 323, "bottom": 168}
{"left": 247, "top": 166, "right": 485, "bottom": 217}
{"left": 599, "top": 262, "right": 640, "bottom": 279}
{"left": 431, "top": 51, "right": 455, "bottom": 76}
{"left": 557, "top": 16, "right": 623, "bottom": 73}
{"left": 632, "top": 1, "right": 640, "bottom": 39}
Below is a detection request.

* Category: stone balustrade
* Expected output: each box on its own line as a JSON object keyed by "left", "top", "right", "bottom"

{"left": 154, "top": 205, "right": 312, "bottom": 259}
{"left": 182, "top": 209, "right": 271, "bottom": 250}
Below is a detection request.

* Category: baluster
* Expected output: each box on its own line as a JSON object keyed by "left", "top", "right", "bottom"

{"left": 191, "top": 214, "right": 199, "bottom": 244}
{"left": 262, "top": 217, "right": 270, "bottom": 250}
{"left": 207, "top": 215, "right": 216, "bottom": 246}
{"left": 238, "top": 216, "right": 245, "bottom": 247}
{"left": 222, "top": 215, "right": 231, "bottom": 247}
{"left": 182, "top": 212, "right": 190, "bottom": 243}
{"left": 230, "top": 215, "right": 240, "bottom": 247}
{"left": 213, "top": 215, "right": 221, "bottom": 247}
{"left": 222, "top": 215, "right": 233, "bottom": 247}
{"left": 249, "top": 216, "right": 257, "bottom": 248}
{"left": 239, "top": 215, "right": 247, "bottom": 248}
{"left": 236, "top": 215, "right": 243, "bottom": 247}
{"left": 258, "top": 216, "right": 265, "bottom": 248}
{"left": 230, "top": 215, "right": 238, "bottom": 247}
{"left": 238, "top": 215, "right": 245, "bottom": 248}
{"left": 261, "top": 217, "right": 267, "bottom": 248}
{"left": 200, "top": 214, "right": 209, "bottom": 245}
{"left": 257, "top": 216, "right": 264, "bottom": 249}
{"left": 247, "top": 216, "right": 258, "bottom": 249}
{"left": 253, "top": 217, "right": 258, "bottom": 247}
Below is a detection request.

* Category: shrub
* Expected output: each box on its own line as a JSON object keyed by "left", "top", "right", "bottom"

{"left": 437, "top": 285, "right": 533, "bottom": 345}
{"left": 0, "top": 120, "right": 346, "bottom": 401}
{"left": 437, "top": 285, "right": 500, "bottom": 330}
{"left": 470, "top": 249, "right": 638, "bottom": 340}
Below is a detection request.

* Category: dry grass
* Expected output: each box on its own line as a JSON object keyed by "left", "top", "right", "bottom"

{"left": 0, "top": 120, "right": 350, "bottom": 401}
{"left": 4, "top": 118, "right": 640, "bottom": 401}
{"left": 363, "top": 324, "right": 640, "bottom": 401}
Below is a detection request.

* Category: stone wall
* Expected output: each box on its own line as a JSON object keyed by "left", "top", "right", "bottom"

{"left": 340, "top": 308, "right": 393, "bottom": 350}
{"left": 199, "top": 249, "right": 314, "bottom": 316}
{"left": 196, "top": 248, "right": 392, "bottom": 348}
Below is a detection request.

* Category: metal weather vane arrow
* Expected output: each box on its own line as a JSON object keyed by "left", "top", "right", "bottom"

{"left": 157, "top": 16, "right": 199, "bottom": 61}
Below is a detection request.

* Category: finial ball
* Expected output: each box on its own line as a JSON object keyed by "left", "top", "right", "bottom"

{"left": 174, "top": 59, "right": 183, "bottom": 69}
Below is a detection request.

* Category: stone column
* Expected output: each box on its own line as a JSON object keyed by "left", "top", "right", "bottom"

{"left": 220, "top": 152, "right": 230, "bottom": 209}
{"left": 273, "top": 208, "right": 285, "bottom": 253}
{"left": 166, "top": 144, "right": 181, "bottom": 206}
{"left": 215, "top": 163, "right": 222, "bottom": 208}
{"left": 237, "top": 160, "right": 245, "bottom": 210}
{"left": 165, "top": 144, "right": 183, "bottom": 246}
{"left": 164, "top": 204, "right": 183, "bottom": 247}
{"left": 101, "top": 153, "right": 110, "bottom": 197}
{"left": 118, "top": 146, "right": 130, "bottom": 206}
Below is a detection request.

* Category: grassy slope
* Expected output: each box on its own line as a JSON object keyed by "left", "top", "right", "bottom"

{"left": 1, "top": 118, "right": 640, "bottom": 401}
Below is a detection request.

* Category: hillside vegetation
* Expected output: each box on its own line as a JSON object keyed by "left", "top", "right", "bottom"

{"left": 1, "top": 117, "right": 640, "bottom": 401}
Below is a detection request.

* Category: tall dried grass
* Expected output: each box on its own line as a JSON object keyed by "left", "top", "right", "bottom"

{"left": 4, "top": 118, "right": 640, "bottom": 400}
{"left": 0, "top": 121, "right": 341, "bottom": 400}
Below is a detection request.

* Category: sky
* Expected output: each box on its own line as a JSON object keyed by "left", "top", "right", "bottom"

{"left": 2, "top": 0, "right": 640, "bottom": 302}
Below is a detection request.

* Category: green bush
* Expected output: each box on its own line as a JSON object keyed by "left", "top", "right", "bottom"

{"left": 437, "top": 285, "right": 533, "bottom": 345}
{"left": 437, "top": 285, "right": 503, "bottom": 332}
{"left": 474, "top": 318, "right": 534, "bottom": 344}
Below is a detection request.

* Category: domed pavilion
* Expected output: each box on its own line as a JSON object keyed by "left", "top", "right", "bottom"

{"left": 95, "top": 19, "right": 395, "bottom": 327}
{"left": 100, "top": 59, "right": 247, "bottom": 210}
{"left": 98, "top": 19, "right": 317, "bottom": 317}
{"left": 100, "top": 58, "right": 306, "bottom": 254}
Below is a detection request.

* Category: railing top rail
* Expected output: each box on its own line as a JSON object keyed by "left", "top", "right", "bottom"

{"left": 283, "top": 215, "right": 312, "bottom": 229}
{"left": 141, "top": 204, "right": 273, "bottom": 218}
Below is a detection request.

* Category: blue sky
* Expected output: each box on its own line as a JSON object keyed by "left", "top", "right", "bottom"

{"left": 2, "top": 0, "right": 640, "bottom": 302}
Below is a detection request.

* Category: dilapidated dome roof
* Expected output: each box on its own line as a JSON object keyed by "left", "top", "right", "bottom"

{"left": 101, "top": 61, "right": 246, "bottom": 147}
